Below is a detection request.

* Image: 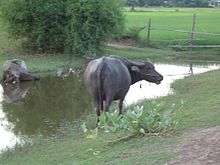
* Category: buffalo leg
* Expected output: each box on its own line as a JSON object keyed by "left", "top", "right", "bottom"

{"left": 100, "top": 100, "right": 104, "bottom": 112}
{"left": 104, "top": 97, "right": 112, "bottom": 112}
{"left": 94, "top": 100, "right": 101, "bottom": 126}
{"left": 119, "top": 98, "right": 124, "bottom": 115}
{"left": 96, "top": 108, "right": 101, "bottom": 125}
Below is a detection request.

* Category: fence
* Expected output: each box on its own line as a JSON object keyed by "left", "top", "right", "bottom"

{"left": 137, "top": 14, "right": 220, "bottom": 74}
{"left": 143, "top": 14, "right": 220, "bottom": 49}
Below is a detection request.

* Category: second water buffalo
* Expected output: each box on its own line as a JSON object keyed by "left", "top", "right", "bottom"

{"left": 2, "top": 59, "right": 40, "bottom": 84}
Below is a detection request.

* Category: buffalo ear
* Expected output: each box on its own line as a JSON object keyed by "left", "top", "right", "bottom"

{"left": 129, "top": 61, "right": 145, "bottom": 67}
{"left": 131, "top": 66, "right": 140, "bottom": 72}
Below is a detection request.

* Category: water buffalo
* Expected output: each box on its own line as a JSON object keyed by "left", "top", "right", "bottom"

{"left": 84, "top": 56, "right": 163, "bottom": 122}
{"left": 2, "top": 59, "right": 40, "bottom": 84}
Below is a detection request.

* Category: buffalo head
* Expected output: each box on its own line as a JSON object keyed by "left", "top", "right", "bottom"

{"left": 129, "top": 61, "right": 163, "bottom": 85}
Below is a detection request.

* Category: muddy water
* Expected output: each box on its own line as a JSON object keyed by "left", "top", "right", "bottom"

{"left": 0, "top": 63, "right": 219, "bottom": 152}
{"left": 0, "top": 76, "right": 92, "bottom": 153}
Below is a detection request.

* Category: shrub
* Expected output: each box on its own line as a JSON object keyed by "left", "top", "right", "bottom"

{"left": 82, "top": 102, "right": 178, "bottom": 136}
{"left": 123, "top": 26, "right": 144, "bottom": 40}
{"left": 1, "top": 0, "right": 68, "bottom": 52}
{"left": 65, "top": 0, "right": 124, "bottom": 56}
{"left": 1, "top": 0, "right": 123, "bottom": 56}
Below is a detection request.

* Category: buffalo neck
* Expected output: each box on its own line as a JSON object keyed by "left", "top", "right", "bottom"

{"left": 130, "top": 71, "right": 143, "bottom": 85}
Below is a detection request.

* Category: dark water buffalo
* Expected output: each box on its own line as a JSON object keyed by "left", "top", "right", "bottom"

{"left": 2, "top": 59, "right": 40, "bottom": 84}
{"left": 84, "top": 56, "right": 163, "bottom": 122}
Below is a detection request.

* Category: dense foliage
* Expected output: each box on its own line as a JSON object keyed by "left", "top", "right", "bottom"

{"left": 126, "top": 0, "right": 209, "bottom": 8}
{"left": 66, "top": 0, "right": 123, "bottom": 56}
{"left": 82, "top": 102, "right": 178, "bottom": 135}
{"left": 1, "top": 0, "right": 123, "bottom": 56}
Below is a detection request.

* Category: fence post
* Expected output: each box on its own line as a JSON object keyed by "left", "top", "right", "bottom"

{"left": 189, "top": 14, "right": 196, "bottom": 75}
{"left": 147, "top": 18, "right": 151, "bottom": 46}
{"left": 189, "top": 14, "right": 196, "bottom": 48}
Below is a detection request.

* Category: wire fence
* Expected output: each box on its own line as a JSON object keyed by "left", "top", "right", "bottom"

{"left": 138, "top": 14, "right": 220, "bottom": 48}
{"left": 133, "top": 14, "right": 220, "bottom": 73}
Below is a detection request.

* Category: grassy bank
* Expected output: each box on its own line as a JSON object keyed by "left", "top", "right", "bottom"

{"left": 0, "top": 46, "right": 219, "bottom": 76}
{"left": 0, "top": 46, "right": 219, "bottom": 80}
{"left": 106, "top": 46, "right": 220, "bottom": 62}
{"left": 0, "top": 53, "right": 85, "bottom": 78}
{"left": 1, "top": 69, "right": 220, "bottom": 165}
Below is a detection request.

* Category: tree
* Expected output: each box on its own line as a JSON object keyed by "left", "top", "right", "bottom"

{"left": 125, "top": 0, "right": 209, "bottom": 7}
{"left": 1, "top": 0, "right": 124, "bottom": 56}
{"left": 65, "top": 0, "right": 124, "bottom": 56}
{"left": 127, "top": 0, "right": 138, "bottom": 10}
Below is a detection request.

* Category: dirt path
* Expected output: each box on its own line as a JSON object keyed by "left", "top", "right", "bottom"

{"left": 169, "top": 126, "right": 220, "bottom": 165}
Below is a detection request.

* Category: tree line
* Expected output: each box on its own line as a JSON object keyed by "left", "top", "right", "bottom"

{"left": 125, "top": 0, "right": 209, "bottom": 8}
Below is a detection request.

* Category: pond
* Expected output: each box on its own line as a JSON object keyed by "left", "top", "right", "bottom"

{"left": 0, "top": 62, "right": 219, "bottom": 153}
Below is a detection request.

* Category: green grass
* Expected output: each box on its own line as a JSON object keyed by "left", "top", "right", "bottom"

{"left": 106, "top": 46, "right": 220, "bottom": 62}
{"left": 1, "top": 46, "right": 219, "bottom": 76}
{"left": 1, "top": 69, "right": 220, "bottom": 165}
{"left": 124, "top": 8, "right": 220, "bottom": 46}
{"left": 0, "top": 53, "right": 84, "bottom": 76}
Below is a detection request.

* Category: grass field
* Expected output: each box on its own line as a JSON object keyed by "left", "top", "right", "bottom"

{"left": 1, "top": 68, "right": 220, "bottom": 165}
{"left": 124, "top": 8, "right": 220, "bottom": 46}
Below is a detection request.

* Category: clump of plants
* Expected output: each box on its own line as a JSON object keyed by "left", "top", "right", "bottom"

{"left": 114, "top": 25, "right": 153, "bottom": 48}
{"left": 82, "top": 102, "right": 178, "bottom": 136}
{"left": 123, "top": 26, "right": 145, "bottom": 40}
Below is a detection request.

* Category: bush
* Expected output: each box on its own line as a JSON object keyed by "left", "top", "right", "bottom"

{"left": 65, "top": 0, "right": 124, "bottom": 56}
{"left": 82, "top": 102, "right": 178, "bottom": 136}
{"left": 1, "top": 0, "right": 123, "bottom": 56}
{"left": 1, "top": 0, "right": 68, "bottom": 53}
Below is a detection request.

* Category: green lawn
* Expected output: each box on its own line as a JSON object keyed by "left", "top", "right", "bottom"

{"left": 1, "top": 69, "right": 220, "bottom": 165}
{"left": 124, "top": 8, "right": 220, "bottom": 46}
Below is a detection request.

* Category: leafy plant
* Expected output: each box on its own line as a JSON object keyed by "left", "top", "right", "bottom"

{"left": 83, "top": 102, "right": 179, "bottom": 136}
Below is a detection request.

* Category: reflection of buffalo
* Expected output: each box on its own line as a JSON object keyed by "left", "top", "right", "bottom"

{"left": 2, "top": 59, "right": 40, "bottom": 84}
{"left": 2, "top": 82, "right": 32, "bottom": 103}
{"left": 84, "top": 56, "right": 163, "bottom": 121}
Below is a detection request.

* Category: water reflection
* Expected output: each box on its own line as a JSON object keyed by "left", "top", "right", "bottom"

{"left": 2, "top": 76, "right": 92, "bottom": 137}
{"left": 3, "top": 82, "right": 32, "bottom": 104}
{"left": 0, "top": 85, "right": 21, "bottom": 153}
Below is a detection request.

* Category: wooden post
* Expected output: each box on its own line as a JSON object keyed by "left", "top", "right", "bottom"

{"left": 189, "top": 14, "right": 196, "bottom": 75}
{"left": 147, "top": 18, "right": 151, "bottom": 46}
{"left": 131, "top": 4, "right": 135, "bottom": 11}
{"left": 189, "top": 14, "right": 196, "bottom": 48}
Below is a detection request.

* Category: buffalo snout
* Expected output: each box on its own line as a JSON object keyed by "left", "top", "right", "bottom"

{"left": 146, "top": 69, "right": 163, "bottom": 85}
{"left": 155, "top": 74, "right": 163, "bottom": 84}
